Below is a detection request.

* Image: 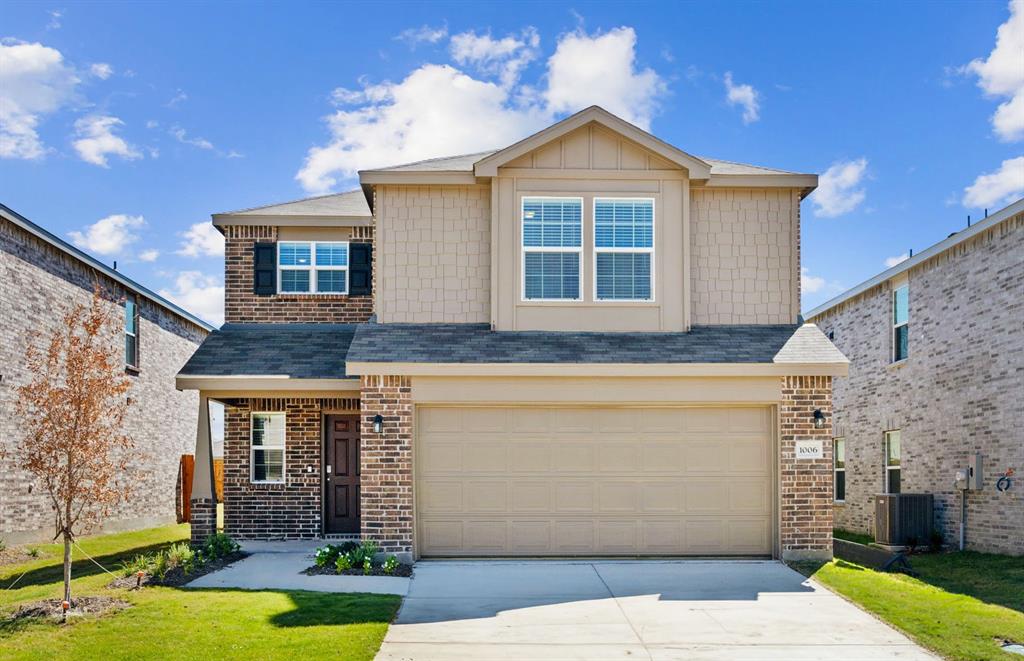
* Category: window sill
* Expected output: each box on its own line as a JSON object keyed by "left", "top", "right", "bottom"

{"left": 518, "top": 300, "right": 658, "bottom": 307}
{"left": 834, "top": 500, "right": 846, "bottom": 506}
{"left": 125, "top": 365, "right": 140, "bottom": 376}
{"left": 888, "top": 359, "right": 909, "bottom": 370}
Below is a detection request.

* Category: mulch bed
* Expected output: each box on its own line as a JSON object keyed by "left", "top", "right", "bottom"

{"left": 302, "top": 563, "right": 413, "bottom": 578}
{"left": 0, "top": 547, "right": 39, "bottom": 568}
{"left": 107, "top": 551, "right": 248, "bottom": 590}
{"left": 9, "top": 596, "right": 130, "bottom": 623}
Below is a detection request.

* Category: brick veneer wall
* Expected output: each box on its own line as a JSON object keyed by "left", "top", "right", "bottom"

{"left": 779, "top": 375, "right": 834, "bottom": 560}
{"left": 222, "top": 397, "right": 358, "bottom": 539}
{"left": 359, "top": 375, "right": 414, "bottom": 560}
{"left": 0, "top": 216, "right": 208, "bottom": 544}
{"left": 222, "top": 224, "right": 374, "bottom": 323}
{"left": 810, "top": 212, "right": 1023, "bottom": 555}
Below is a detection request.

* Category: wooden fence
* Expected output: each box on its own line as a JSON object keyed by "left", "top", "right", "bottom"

{"left": 178, "top": 454, "right": 224, "bottom": 522}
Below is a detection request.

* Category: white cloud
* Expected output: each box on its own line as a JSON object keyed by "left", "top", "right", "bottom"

{"left": 139, "top": 248, "right": 160, "bottom": 262}
{"left": 800, "top": 267, "right": 826, "bottom": 294}
{"left": 450, "top": 27, "right": 540, "bottom": 88}
{"left": 724, "top": 71, "right": 760, "bottom": 124}
{"left": 176, "top": 221, "right": 224, "bottom": 257}
{"left": 963, "top": 156, "right": 1024, "bottom": 208}
{"left": 395, "top": 24, "right": 448, "bottom": 47}
{"left": 170, "top": 125, "right": 213, "bottom": 150}
{"left": 158, "top": 271, "right": 224, "bottom": 327}
{"left": 47, "top": 9, "right": 62, "bottom": 30}
{"left": 68, "top": 214, "right": 144, "bottom": 255}
{"left": 89, "top": 62, "right": 113, "bottom": 79}
{"left": 885, "top": 253, "right": 909, "bottom": 268}
{"left": 72, "top": 114, "right": 142, "bottom": 167}
{"left": 545, "top": 27, "right": 665, "bottom": 130}
{"left": 812, "top": 158, "right": 868, "bottom": 217}
{"left": 166, "top": 89, "right": 187, "bottom": 108}
{"left": 0, "top": 40, "right": 80, "bottom": 159}
{"left": 963, "top": 0, "right": 1024, "bottom": 141}
{"left": 297, "top": 25, "right": 667, "bottom": 193}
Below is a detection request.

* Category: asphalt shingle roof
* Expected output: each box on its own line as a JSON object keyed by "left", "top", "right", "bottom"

{"left": 178, "top": 324, "right": 357, "bottom": 379}
{"left": 216, "top": 190, "right": 371, "bottom": 218}
{"left": 346, "top": 323, "right": 810, "bottom": 364}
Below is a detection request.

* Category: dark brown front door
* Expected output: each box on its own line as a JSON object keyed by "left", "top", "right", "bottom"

{"left": 325, "top": 415, "right": 360, "bottom": 534}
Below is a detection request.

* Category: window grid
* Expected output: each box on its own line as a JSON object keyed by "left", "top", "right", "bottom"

{"left": 884, "top": 430, "right": 901, "bottom": 494}
{"left": 251, "top": 412, "right": 286, "bottom": 484}
{"left": 833, "top": 437, "right": 846, "bottom": 502}
{"left": 278, "top": 241, "right": 348, "bottom": 294}
{"left": 892, "top": 285, "right": 909, "bottom": 362}
{"left": 521, "top": 197, "right": 583, "bottom": 301}
{"left": 594, "top": 198, "right": 655, "bottom": 301}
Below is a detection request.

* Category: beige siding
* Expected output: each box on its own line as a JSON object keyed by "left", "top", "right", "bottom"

{"left": 416, "top": 405, "right": 774, "bottom": 556}
{"left": 690, "top": 188, "right": 800, "bottom": 325}
{"left": 376, "top": 184, "right": 491, "bottom": 323}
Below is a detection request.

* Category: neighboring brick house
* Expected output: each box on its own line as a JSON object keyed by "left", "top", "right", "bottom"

{"left": 806, "top": 198, "right": 1023, "bottom": 556}
{"left": 178, "top": 106, "right": 848, "bottom": 562}
{"left": 0, "top": 204, "right": 213, "bottom": 545}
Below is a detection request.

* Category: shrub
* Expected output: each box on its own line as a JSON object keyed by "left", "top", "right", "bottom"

{"left": 363, "top": 559, "right": 372, "bottom": 575}
{"left": 203, "top": 533, "right": 240, "bottom": 559}
{"left": 167, "top": 542, "right": 200, "bottom": 575}
{"left": 315, "top": 545, "right": 340, "bottom": 568}
{"left": 27, "top": 547, "right": 40, "bottom": 558}
{"left": 335, "top": 554, "right": 352, "bottom": 572}
{"left": 153, "top": 552, "right": 171, "bottom": 581}
{"left": 120, "top": 553, "right": 153, "bottom": 577}
{"left": 0, "top": 538, "right": 6, "bottom": 553}
{"left": 382, "top": 555, "right": 399, "bottom": 575}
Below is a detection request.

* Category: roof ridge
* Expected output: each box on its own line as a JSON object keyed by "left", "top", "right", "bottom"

{"left": 216, "top": 189, "right": 364, "bottom": 216}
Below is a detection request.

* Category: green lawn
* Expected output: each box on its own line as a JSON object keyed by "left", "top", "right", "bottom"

{"left": 0, "top": 525, "right": 400, "bottom": 660}
{"left": 833, "top": 527, "right": 874, "bottom": 546}
{"left": 796, "top": 551, "right": 1024, "bottom": 660}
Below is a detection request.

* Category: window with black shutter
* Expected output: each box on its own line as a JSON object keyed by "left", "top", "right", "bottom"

{"left": 253, "top": 242, "right": 277, "bottom": 295}
{"left": 349, "top": 242, "right": 372, "bottom": 295}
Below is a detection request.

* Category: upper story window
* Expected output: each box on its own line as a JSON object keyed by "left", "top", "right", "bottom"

{"left": 594, "top": 198, "right": 654, "bottom": 301}
{"left": 833, "top": 437, "right": 846, "bottom": 502}
{"left": 278, "top": 241, "right": 348, "bottom": 294}
{"left": 892, "top": 284, "right": 909, "bottom": 362}
{"left": 522, "top": 197, "right": 582, "bottom": 301}
{"left": 884, "top": 430, "right": 901, "bottom": 494}
{"left": 124, "top": 294, "right": 139, "bottom": 369}
{"left": 251, "top": 412, "right": 285, "bottom": 483}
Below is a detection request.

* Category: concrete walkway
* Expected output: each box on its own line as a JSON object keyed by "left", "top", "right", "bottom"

{"left": 377, "top": 560, "right": 934, "bottom": 660}
{"left": 185, "top": 540, "right": 409, "bottom": 595}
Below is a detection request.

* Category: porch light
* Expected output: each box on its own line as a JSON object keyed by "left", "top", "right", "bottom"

{"left": 373, "top": 414, "right": 384, "bottom": 434}
{"left": 813, "top": 409, "right": 826, "bottom": 429}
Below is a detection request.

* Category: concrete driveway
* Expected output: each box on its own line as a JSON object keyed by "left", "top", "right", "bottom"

{"left": 377, "top": 560, "right": 933, "bottom": 660}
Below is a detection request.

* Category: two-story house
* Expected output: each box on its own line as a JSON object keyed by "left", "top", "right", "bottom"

{"left": 807, "top": 198, "right": 1023, "bottom": 556}
{"left": 177, "top": 107, "right": 848, "bottom": 562}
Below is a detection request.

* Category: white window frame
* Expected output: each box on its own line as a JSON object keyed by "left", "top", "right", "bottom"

{"left": 520, "top": 196, "right": 584, "bottom": 302}
{"left": 124, "top": 294, "right": 139, "bottom": 369}
{"left": 833, "top": 437, "right": 845, "bottom": 503}
{"left": 250, "top": 412, "right": 286, "bottom": 484}
{"left": 884, "top": 430, "right": 901, "bottom": 494}
{"left": 891, "top": 284, "right": 909, "bottom": 363}
{"left": 277, "top": 241, "right": 349, "bottom": 295}
{"left": 592, "top": 197, "right": 656, "bottom": 302}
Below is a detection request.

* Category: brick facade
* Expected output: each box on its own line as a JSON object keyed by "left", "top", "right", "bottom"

{"left": 359, "top": 375, "right": 414, "bottom": 560}
{"left": 221, "top": 397, "right": 358, "bottom": 539}
{"left": 190, "top": 498, "right": 216, "bottom": 546}
{"left": 779, "top": 375, "right": 834, "bottom": 560}
{"left": 810, "top": 212, "right": 1023, "bottom": 555}
{"left": 222, "top": 224, "right": 374, "bottom": 323}
{"left": 0, "top": 216, "right": 208, "bottom": 545}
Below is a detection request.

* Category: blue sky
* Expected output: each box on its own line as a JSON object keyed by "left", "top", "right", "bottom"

{"left": 2, "top": 1, "right": 1022, "bottom": 325}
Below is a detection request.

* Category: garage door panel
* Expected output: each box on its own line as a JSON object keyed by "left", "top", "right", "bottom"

{"left": 417, "top": 406, "right": 772, "bottom": 556}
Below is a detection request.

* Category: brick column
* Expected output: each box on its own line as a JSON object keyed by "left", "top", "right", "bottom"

{"left": 360, "top": 375, "right": 414, "bottom": 562}
{"left": 190, "top": 498, "right": 216, "bottom": 546}
{"left": 780, "top": 375, "right": 834, "bottom": 561}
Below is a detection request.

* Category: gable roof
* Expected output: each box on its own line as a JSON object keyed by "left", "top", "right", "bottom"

{"left": 212, "top": 189, "right": 372, "bottom": 227}
{"left": 472, "top": 106, "right": 712, "bottom": 178}
{"left": 0, "top": 203, "right": 215, "bottom": 332}
{"left": 805, "top": 197, "right": 1024, "bottom": 320}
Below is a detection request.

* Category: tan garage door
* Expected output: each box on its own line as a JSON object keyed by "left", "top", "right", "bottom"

{"left": 416, "top": 406, "right": 773, "bottom": 556}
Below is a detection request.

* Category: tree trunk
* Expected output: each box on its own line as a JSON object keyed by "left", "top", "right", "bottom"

{"left": 63, "top": 532, "right": 72, "bottom": 603}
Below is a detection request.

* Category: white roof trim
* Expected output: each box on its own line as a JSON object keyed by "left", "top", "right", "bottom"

{"left": 805, "top": 197, "right": 1024, "bottom": 319}
{"left": 345, "top": 361, "right": 848, "bottom": 377}
{"left": 473, "top": 106, "right": 713, "bottom": 179}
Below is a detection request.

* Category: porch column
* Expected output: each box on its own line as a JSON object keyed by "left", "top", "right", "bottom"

{"left": 190, "top": 394, "right": 217, "bottom": 546}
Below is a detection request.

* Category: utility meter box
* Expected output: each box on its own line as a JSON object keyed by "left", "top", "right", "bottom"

{"left": 968, "top": 453, "right": 984, "bottom": 490}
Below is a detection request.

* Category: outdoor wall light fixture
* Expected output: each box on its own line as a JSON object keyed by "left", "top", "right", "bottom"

{"left": 813, "top": 409, "right": 826, "bottom": 429}
{"left": 373, "top": 414, "right": 384, "bottom": 434}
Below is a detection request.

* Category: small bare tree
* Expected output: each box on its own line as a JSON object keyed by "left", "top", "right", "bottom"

{"left": 15, "top": 285, "right": 134, "bottom": 603}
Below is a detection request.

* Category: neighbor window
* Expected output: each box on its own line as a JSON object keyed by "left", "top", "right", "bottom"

{"left": 833, "top": 437, "right": 846, "bottom": 502}
{"left": 884, "top": 430, "right": 901, "bottom": 494}
{"left": 278, "top": 241, "right": 348, "bottom": 294}
{"left": 124, "top": 294, "right": 139, "bottom": 369}
{"left": 892, "top": 284, "right": 909, "bottom": 362}
{"left": 594, "top": 198, "right": 654, "bottom": 300}
{"left": 522, "top": 197, "right": 582, "bottom": 300}
{"left": 251, "top": 413, "right": 285, "bottom": 483}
